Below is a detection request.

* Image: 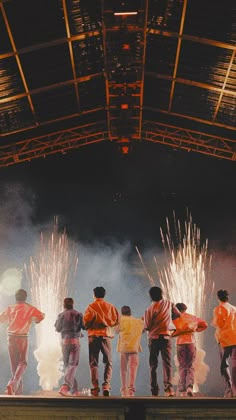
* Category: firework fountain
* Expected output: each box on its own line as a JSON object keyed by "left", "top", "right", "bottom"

{"left": 137, "top": 211, "right": 214, "bottom": 393}
{"left": 25, "top": 219, "right": 78, "bottom": 391}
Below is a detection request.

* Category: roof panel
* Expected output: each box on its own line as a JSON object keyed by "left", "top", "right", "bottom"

{"left": 19, "top": 43, "right": 73, "bottom": 90}
{"left": 184, "top": 0, "right": 236, "bottom": 44}
{"left": 144, "top": 76, "right": 171, "bottom": 109}
{"left": 0, "top": 0, "right": 235, "bottom": 161}
{"left": 216, "top": 94, "right": 236, "bottom": 126}
{"left": 178, "top": 40, "right": 232, "bottom": 88}
{"left": 148, "top": 0, "right": 184, "bottom": 32}
{"left": 79, "top": 76, "right": 106, "bottom": 111}
{"left": 172, "top": 83, "right": 219, "bottom": 121}
{"left": 0, "top": 55, "right": 25, "bottom": 99}
{"left": 0, "top": 96, "right": 35, "bottom": 134}
{"left": 146, "top": 34, "right": 177, "bottom": 75}
{"left": 67, "top": 0, "right": 102, "bottom": 34}
{"left": 4, "top": 0, "right": 66, "bottom": 49}
{"left": 32, "top": 85, "right": 78, "bottom": 123}
{"left": 73, "top": 36, "right": 104, "bottom": 77}
{"left": 0, "top": 8, "right": 12, "bottom": 54}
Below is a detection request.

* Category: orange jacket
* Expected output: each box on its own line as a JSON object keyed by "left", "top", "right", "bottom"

{"left": 83, "top": 298, "right": 119, "bottom": 337}
{"left": 212, "top": 302, "right": 236, "bottom": 347}
{"left": 0, "top": 302, "right": 45, "bottom": 336}
{"left": 172, "top": 312, "right": 208, "bottom": 344}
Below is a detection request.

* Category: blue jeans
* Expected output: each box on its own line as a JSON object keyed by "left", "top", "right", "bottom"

{"left": 148, "top": 335, "right": 172, "bottom": 394}
{"left": 177, "top": 343, "right": 196, "bottom": 392}
{"left": 88, "top": 336, "right": 112, "bottom": 390}
{"left": 220, "top": 344, "right": 236, "bottom": 397}
{"left": 62, "top": 339, "right": 80, "bottom": 393}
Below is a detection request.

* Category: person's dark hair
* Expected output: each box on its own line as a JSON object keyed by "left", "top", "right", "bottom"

{"left": 176, "top": 302, "right": 187, "bottom": 313}
{"left": 121, "top": 305, "right": 131, "bottom": 316}
{"left": 217, "top": 289, "right": 229, "bottom": 302}
{"left": 64, "top": 297, "right": 74, "bottom": 309}
{"left": 15, "top": 289, "right": 27, "bottom": 302}
{"left": 93, "top": 286, "right": 106, "bottom": 298}
{"left": 149, "top": 286, "right": 163, "bottom": 302}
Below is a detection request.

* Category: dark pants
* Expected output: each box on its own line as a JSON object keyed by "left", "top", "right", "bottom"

{"left": 8, "top": 335, "right": 28, "bottom": 395}
{"left": 148, "top": 335, "right": 172, "bottom": 394}
{"left": 177, "top": 343, "right": 196, "bottom": 392}
{"left": 88, "top": 336, "right": 112, "bottom": 390}
{"left": 219, "top": 344, "right": 236, "bottom": 397}
{"left": 62, "top": 340, "right": 80, "bottom": 393}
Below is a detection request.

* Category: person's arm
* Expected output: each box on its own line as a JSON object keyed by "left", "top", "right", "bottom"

{"left": 196, "top": 319, "right": 208, "bottom": 332}
{"left": 171, "top": 303, "right": 181, "bottom": 320}
{"left": 32, "top": 307, "right": 45, "bottom": 324}
{"left": 83, "top": 305, "right": 95, "bottom": 329}
{"left": 80, "top": 314, "right": 86, "bottom": 330}
{"left": 144, "top": 308, "right": 152, "bottom": 331}
{"left": 0, "top": 308, "right": 9, "bottom": 323}
{"left": 54, "top": 314, "right": 63, "bottom": 332}
{"left": 110, "top": 306, "right": 120, "bottom": 327}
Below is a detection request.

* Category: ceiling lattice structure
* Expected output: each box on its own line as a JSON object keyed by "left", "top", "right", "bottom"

{"left": 0, "top": 0, "right": 235, "bottom": 167}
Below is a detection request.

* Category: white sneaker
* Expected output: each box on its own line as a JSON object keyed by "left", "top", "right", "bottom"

{"left": 187, "top": 387, "right": 194, "bottom": 397}
{"left": 179, "top": 391, "right": 187, "bottom": 397}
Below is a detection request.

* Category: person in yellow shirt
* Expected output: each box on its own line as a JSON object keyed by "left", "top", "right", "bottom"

{"left": 212, "top": 289, "right": 236, "bottom": 397}
{"left": 116, "top": 306, "right": 144, "bottom": 397}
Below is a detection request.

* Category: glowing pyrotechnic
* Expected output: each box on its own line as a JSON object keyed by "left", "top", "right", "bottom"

{"left": 157, "top": 212, "right": 214, "bottom": 391}
{"left": 136, "top": 211, "right": 214, "bottom": 392}
{"left": 157, "top": 212, "right": 213, "bottom": 331}
{"left": 25, "top": 219, "right": 78, "bottom": 391}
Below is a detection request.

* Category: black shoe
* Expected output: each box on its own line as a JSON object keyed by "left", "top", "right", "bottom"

{"left": 151, "top": 390, "right": 159, "bottom": 396}
{"left": 91, "top": 387, "right": 100, "bottom": 397}
{"left": 103, "top": 389, "right": 110, "bottom": 397}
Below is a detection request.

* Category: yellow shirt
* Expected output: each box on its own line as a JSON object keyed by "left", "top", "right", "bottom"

{"left": 116, "top": 315, "right": 144, "bottom": 353}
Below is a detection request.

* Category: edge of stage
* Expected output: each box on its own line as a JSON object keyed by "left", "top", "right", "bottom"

{"left": 0, "top": 392, "right": 236, "bottom": 419}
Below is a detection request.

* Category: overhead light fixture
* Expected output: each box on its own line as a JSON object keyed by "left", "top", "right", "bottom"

{"left": 114, "top": 11, "right": 138, "bottom": 15}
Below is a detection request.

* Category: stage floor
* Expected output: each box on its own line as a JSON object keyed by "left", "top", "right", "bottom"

{"left": 0, "top": 393, "right": 236, "bottom": 420}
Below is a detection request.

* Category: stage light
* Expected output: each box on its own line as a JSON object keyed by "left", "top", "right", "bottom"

{"left": 114, "top": 11, "right": 138, "bottom": 15}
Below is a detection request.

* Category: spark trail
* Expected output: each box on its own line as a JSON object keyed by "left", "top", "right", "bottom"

{"left": 157, "top": 212, "right": 213, "bottom": 330}
{"left": 157, "top": 212, "right": 214, "bottom": 391}
{"left": 136, "top": 211, "right": 214, "bottom": 392}
{"left": 25, "top": 219, "right": 78, "bottom": 391}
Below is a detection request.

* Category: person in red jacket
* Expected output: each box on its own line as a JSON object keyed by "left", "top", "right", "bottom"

{"left": 0, "top": 289, "right": 45, "bottom": 395}
{"left": 144, "top": 286, "right": 181, "bottom": 397}
{"left": 83, "top": 286, "right": 119, "bottom": 397}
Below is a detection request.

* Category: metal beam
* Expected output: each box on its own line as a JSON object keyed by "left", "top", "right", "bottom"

{"left": 0, "top": 119, "right": 235, "bottom": 167}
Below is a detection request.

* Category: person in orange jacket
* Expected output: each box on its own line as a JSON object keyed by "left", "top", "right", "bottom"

{"left": 212, "top": 289, "right": 236, "bottom": 397}
{"left": 83, "top": 286, "right": 119, "bottom": 397}
{"left": 172, "top": 302, "right": 208, "bottom": 397}
{"left": 0, "top": 288, "right": 45, "bottom": 395}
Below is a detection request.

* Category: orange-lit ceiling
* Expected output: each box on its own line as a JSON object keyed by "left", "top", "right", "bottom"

{"left": 0, "top": 0, "right": 235, "bottom": 167}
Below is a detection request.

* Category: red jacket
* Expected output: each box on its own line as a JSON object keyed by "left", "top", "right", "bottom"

{"left": 0, "top": 302, "right": 45, "bottom": 336}
{"left": 83, "top": 298, "right": 119, "bottom": 337}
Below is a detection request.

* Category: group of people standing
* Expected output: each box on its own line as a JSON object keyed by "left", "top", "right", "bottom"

{"left": 0, "top": 285, "right": 235, "bottom": 398}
